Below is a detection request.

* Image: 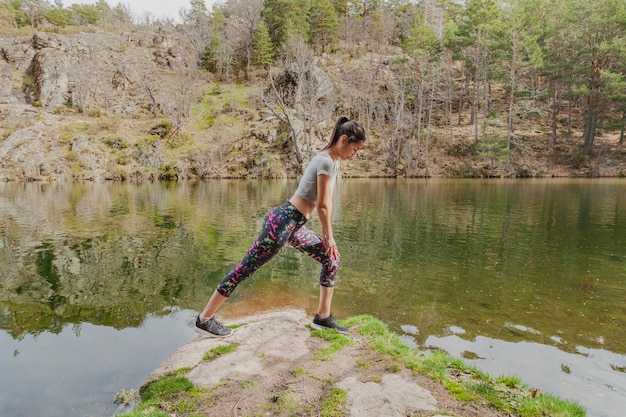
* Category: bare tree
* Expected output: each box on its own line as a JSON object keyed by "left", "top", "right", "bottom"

{"left": 179, "top": 1, "right": 212, "bottom": 61}
{"left": 161, "top": 47, "right": 201, "bottom": 132}
{"left": 70, "top": 48, "right": 99, "bottom": 113}
{"left": 261, "top": 69, "right": 305, "bottom": 165}
{"left": 223, "top": 0, "right": 264, "bottom": 80}
{"left": 23, "top": 0, "right": 46, "bottom": 28}
{"left": 141, "top": 71, "right": 159, "bottom": 116}
{"left": 283, "top": 36, "right": 332, "bottom": 159}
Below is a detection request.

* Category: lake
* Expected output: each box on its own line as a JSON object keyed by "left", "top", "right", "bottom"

{"left": 0, "top": 178, "right": 625, "bottom": 417}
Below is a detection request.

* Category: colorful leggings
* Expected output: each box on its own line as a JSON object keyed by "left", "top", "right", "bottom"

{"left": 216, "top": 201, "right": 340, "bottom": 297}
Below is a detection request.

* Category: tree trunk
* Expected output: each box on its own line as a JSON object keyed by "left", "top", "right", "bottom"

{"left": 507, "top": 63, "right": 515, "bottom": 166}
{"left": 473, "top": 64, "right": 480, "bottom": 143}
{"left": 415, "top": 80, "right": 424, "bottom": 167}
{"left": 583, "top": 99, "right": 596, "bottom": 155}
{"left": 550, "top": 80, "right": 561, "bottom": 146}
{"left": 447, "top": 68, "right": 454, "bottom": 147}
{"left": 567, "top": 99, "right": 573, "bottom": 136}
{"left": 619, "top": 110, "right": 626, "bottom": 145}
{"left": 424, "top": 76, "right": 435, "bottom": 178}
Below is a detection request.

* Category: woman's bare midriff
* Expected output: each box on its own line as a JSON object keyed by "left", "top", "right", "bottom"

{"left": 289, "top": 194, "right": 316, "bottom": 219}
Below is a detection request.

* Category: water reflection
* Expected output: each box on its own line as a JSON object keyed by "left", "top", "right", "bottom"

{"left": 0, "top": 179, "right": 625, "bottom": 417}
{"left": 0, "top": 309, "right": 197, "bottom": 417}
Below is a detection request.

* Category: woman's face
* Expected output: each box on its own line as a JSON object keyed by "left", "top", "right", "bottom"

{"left": 338, "top": 137, "right": 365, "bottom": 160}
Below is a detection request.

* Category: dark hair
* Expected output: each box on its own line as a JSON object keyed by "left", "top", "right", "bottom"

{"left": 322, "top": 116, "right": 366, "bottom": 151}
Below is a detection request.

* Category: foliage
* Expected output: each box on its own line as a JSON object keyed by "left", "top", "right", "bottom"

{"left": 251, "top": 21, "right": 273, "bottom": 68}
{"left": 309, "top": 0, "right": 339, "bottom": 52}
{"left": 149, "top": 120, "right": 173, "bottom": 139}
{"left": 0, "top": 0, "right": 130, "bottom": 31}
{"left": 2, "top": 0, "right": 626, "bottom": 178}
{"left": 44, "top": 6, "right": 70, "bottom": 29}
{"left": 262, "top": 0, "right": 310, "bottom": 50}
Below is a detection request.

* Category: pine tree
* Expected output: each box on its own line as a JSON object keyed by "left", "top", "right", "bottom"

{"left": 568, "top": 0, "right": 626, "bottom": 154}
{"left": 454, "top": 0, "right": 502, "bottom": 142}
{"left": 252, "top": 21, "right": 274, "bottom": 69}
{"left": 262, "top": 0, "right": 310, "bottom": 51}
{"left": 309, "top": 0, "right": 339, "bottom": 53}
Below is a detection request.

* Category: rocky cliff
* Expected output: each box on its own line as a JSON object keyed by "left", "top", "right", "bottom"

{"left": 0, "top": 27, "right": 231, "bottom": 181}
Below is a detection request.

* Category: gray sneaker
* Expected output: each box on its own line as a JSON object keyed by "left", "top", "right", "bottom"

{"left": 311, "top": 314, "right": 349, "bottom": 334}
{"left": 195, "top": 315, "right": 233, "bottom": 338}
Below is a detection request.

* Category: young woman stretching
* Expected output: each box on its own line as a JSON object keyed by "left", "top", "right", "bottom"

{"left": 195, "top": 116, "right": 366, "bottom": 337}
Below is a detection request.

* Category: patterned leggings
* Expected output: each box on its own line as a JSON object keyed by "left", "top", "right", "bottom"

{"left": 216, "top": 201, "right": 340, "bottom": 297}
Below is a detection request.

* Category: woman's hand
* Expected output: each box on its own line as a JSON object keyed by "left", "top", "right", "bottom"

{"left": 323, "top": 235, "right": 340, "bottom": 259}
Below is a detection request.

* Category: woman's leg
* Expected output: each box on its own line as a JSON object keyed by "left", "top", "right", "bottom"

{"left": 318, "top": 286, "right": 334, "bottom": 319}
{"left": 288, "top": 226, "right": 340, "bottom": 318}
{"left": 199, "top": 290, "right": 228, "bottom": 319}
{"left": 199, "top": 205, "right": 302, "bottom": 319}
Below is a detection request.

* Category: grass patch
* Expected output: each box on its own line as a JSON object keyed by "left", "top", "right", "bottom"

{"left": 321, "top": 388, "right": 347, "bottom": 417}
{"left": 356, "top": 358, "right": 372, "bottom": 369}
{"left": 310, "top": 327, "right": 352, "bottom": 361}
{"left": 239, "top": 380, "right": 257, "bottom": 388}
{"left": 202, "top": 343, "right": 238, "bottom": 361}
{"left": 293, "top": 366, "right": 304, "bottom": 378}
{"left": 119, "top": 369, "right": 216, "bottom": 417}
{"left": 141, "top": 374, "right": 194, "bottom": 403}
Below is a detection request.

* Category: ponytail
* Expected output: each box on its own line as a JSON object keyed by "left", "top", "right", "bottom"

{"left": 322, "top": 116, "right": 366, "bottom": 151}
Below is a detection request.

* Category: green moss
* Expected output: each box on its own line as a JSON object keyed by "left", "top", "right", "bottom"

{"left": 141, "top": 375, "right": 194, "bottom": 402}
{"left": 202, "top": 343, "right": 238, "bottom": 361}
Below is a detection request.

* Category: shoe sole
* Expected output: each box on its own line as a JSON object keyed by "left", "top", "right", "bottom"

{"left": 194, "top": 326, "right": 233, "bottom": 338}
{"left": 310, "top": 322, "right": 349, "bottom": 334}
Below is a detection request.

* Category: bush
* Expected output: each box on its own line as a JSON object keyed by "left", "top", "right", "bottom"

{"left": 447, "top": 143, "right": 477, "bottom": 157}
{"left": 150, "top": 121, "right": 173, "bottom": 139}
{"left": 444, "top": 162, "right": 481, "bottom": 178}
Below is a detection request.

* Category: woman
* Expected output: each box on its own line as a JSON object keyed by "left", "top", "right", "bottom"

{"left": 195, "top": 116, "right": 366, "bottom": 337}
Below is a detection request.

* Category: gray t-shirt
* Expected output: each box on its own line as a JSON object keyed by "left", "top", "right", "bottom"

{"left": 294, "top": 153, "right": 339, "bottom": 204}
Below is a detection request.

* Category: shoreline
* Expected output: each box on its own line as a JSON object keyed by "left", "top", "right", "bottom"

{"left": 125, "top": 309, "right": 585, "bottom": 417}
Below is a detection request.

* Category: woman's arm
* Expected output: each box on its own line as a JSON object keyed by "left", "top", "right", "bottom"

{"left": 317, "top": 173, "right": 339, "bottom": 259}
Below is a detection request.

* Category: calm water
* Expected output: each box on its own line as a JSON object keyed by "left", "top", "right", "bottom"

{"left": 0, "top": 179, "right": 625, "bottom": 417}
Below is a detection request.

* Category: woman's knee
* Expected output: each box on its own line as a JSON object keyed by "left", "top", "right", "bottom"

{"left": 319, "top": 256, "right": 340, "bottom": 287}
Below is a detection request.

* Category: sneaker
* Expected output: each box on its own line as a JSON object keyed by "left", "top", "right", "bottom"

{"left": 311, "top": 313, "right": 349, "bottom": 334}
{"left": 195, "top": 315, "right": 233, "bottom": 338}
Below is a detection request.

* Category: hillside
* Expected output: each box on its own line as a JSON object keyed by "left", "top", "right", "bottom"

{"left": 1, "top": 27, "right": 625, "bottom": 182}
